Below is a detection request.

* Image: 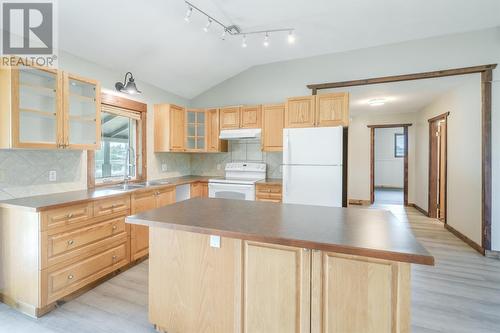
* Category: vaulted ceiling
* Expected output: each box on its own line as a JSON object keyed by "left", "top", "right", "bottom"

{"left": 59, "top": 0, "right": 500, "bottom": 99}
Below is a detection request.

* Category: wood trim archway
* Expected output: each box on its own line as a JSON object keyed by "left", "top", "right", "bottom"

{"left": 307, "top": 64, "right": 496, "bottom": 252}
{"left": 87, "top": 92, "right": 148, "bottom": 189}
{"left": 367, "top": 124, "right": 412, "bottom": 206}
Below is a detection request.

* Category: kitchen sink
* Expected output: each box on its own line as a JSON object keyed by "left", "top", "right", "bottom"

{"left": 144, "top": 180, "right": 170, "bottom": 186}
{"left": 108, "top": 183, "right": 147, "bottom": 191}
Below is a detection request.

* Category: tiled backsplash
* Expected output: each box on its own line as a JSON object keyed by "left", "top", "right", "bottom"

{"left": 0, "top": 150, "right": 86, "bottom": 200}
{"left": 0, "top": 141, "right": 282, "bottom": 200}
{"left": 190, "top": 140, "right": 283, "bottom": 179}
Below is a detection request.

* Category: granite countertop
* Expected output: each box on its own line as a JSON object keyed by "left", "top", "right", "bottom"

{"left": 126, "top": 198, "right": 434, "bottom": 266}
{"left": 0, "top": 175, "right": 215, "bottom": 212}
{"left": 256, "top": 178, "right": 282, "bottom": 185}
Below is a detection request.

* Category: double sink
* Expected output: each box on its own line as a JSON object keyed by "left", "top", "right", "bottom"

{"left": 106, "top": 180, "right": 171, "bottom": 192}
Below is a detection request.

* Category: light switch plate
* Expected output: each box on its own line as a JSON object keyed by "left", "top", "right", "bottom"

{"left": 48, "top": 170, "right": 57, "bottom": 182}
{"left": 216, "top": 164, "right": 222, "bottom": 170}
{"left": 210, "top": 235, "right": 221, "bottom": 248}
{"left": 161, "top": 163, "right": 168, "bottom": 172}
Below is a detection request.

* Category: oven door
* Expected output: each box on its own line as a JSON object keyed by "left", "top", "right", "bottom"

{"left": 208, "top": 183, "right": 255, "bottom": 201}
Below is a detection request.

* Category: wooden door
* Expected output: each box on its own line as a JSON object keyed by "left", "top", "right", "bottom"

{"left": 130, "top": 190, "right": 156, "bottom": 260}
{"left": 219, "top": 106, "right": 241, "bottom": 129}
{"left": 169, "top": 104, "right": 186, "bottom": 151}
{"left": 285, "top": 96, "right": 315, "bottom": 128}
{"left": 262, "top": 103, "right": 285, "bottom": 152}
{"left": 201, "top": 182, "right": 209, "bottom": 197}
{"left": 429, "top": 117, "right": 447, "bottom": 220}
{"left": 63, "top": 73, "right": 101, "bottom": 150}
{"left": 243, "top": 241, "right": 310, "bottom": 333}
{"left": 315, "top": 92, "right": 349, "bottom": 127}
{"left": 155, "top": 187, "right": 176, "bottom": 208}
{"left": 240, "top": 105, "right": 262, "bottom": 129}
{"left": 206, "top": 108, "right": 227, "bottom": 152}
{"left": 190, "top": 182, "right": 202, "bottom": 198}
{"left": 11, "top": 65, "right": 63, "bottom": 149}
{"left": 311, "top": 251, "right": 410, "bottom": 333}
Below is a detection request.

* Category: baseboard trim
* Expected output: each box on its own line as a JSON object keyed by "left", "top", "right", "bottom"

{"left": 408, "top": 203, "right": 428, "bottom": 216}
{"left": 485, "top": 250, "right": 500, "bottom": 260}
{"left": 444, "top": 224, "right": 485, "bottom": 255}
{"left": 348, "top": 199, "right": 371, "bottom": 206}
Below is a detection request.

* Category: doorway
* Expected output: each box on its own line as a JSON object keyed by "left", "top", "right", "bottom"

{"left": 369, "top": 124, "right": 410, "bottom": 206}
{"left": 428, "top": 113, "right": 449, "bottom": 221}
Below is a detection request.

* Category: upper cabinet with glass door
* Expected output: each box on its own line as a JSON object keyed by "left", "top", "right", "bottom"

{"left": 63, "top": 73, "right": 101, "bottom": 149}
{"left": 186, "top": 109, "right": 206, "bottom": 152}
{"left": 0, "top": 62, "right": 101, "bottom": 150}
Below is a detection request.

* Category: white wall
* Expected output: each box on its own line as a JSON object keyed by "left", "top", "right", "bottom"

{"left": 191, "top": 27, "right": 500, "bottom": 251}
{"left": 414, "top": 75, "right": 482, "bottom": 245}
{"left": 374, "top": 128, "right": 404, "bottom": 188}
{"left": 348, "top": 112, "right": 417, "bottom": 202}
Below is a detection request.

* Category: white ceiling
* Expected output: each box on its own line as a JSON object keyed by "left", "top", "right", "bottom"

{"left": 326, "top": 74, "right": 479, "bottom": 116}
{"left": 59, "top": 0, "right": 500, "bottom": 99}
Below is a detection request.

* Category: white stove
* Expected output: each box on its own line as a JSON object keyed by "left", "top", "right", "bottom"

{"left": 209, "top": 162, "right": 266, "bottom": 200}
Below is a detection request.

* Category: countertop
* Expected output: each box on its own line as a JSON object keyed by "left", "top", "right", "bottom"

{"left": 256, "top": 178, "right": 282, "bottom": 185}
{"left": 0, "top": 175, "right": 214, "bottom": 212}
{"left": 126, "top": 198, "right": 434, "bottom": 265}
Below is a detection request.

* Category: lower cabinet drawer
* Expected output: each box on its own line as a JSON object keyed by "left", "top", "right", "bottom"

{"left": 41, "top": 203, "right": 93, "bottom": 231}
{"left": 93, "top": 196, "right": 130, "bottom": 218}
{"left": 41, "top": 217, "right": 127, "bottom": 269}
{"left": 42, "top": 243, "right": 128, "bottom": 305}
{"left": 256, "top": 197, "right": 282, "bottom": 203}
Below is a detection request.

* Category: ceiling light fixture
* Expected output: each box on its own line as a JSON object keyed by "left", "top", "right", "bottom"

{"left": 115, "top": 72, "right": 141, "bottom": 95}
{"left": 368, "top": 98, "right": 386, "bottom": 106}
{"left": 242, "top": 35, "right": 247, "bottom": 48}
{"left": 183, "top": 1, "right": 295, "bottom": 48}
{"left": 263, "top": 32, "right": 269, "bottom": 47}
{"left": 184, "top": 6, "right": 193, "bottom": 22}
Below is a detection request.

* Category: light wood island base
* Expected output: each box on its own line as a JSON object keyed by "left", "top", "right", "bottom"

{"left": 149, "top": 227, "right": 410, "bottom": 333}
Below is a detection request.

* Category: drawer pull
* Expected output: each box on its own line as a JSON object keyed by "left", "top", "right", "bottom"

{"left": 112, "top": 225, "right": 117, "bottom": 230}
{"left": 68, "top": 274, "right": 74, "bottom": 280}
{"left": 67, "top": 240, "right": 74, "bottom": 246}
{"left": 112, "top": 255, "right": 117, "bottom": 261}
{"left": 66, "top": 213, "right": 74, "bottom": 218}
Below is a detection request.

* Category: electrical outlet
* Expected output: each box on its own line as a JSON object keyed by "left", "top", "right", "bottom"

{"left": 216, "top": 164, "right": 222, "bottom": 170}
{"left": 49, "top": 170, "right": 57, "bottom": 182}
{"left": 161, "top": 163, "right": 168, "bottom": 172}
{"left": 279, "top": 165, "right": 283, "bottom": 173}
{"left": 210, "top": 235, "right": 221, "bottom": 248}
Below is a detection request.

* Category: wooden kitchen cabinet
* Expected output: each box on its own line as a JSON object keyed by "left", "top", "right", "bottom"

{"left": 240, "top": 105, "right": 262, "bottom": 128}
{"left": 206, "top": 108, "right": 228, "bottom": 152}
{"left": 316, "top": 92, "right": 349, "bottom": 127}
{"left": 261, "top": 103, "right": 285, "bottom": 151}
{"left": 190, "top": 182, "right": 202, "bottom": 198}
{"left": 186, "top": 108, "right": 206, "bottom": 152}
{"left": 130, "top": 187, "right": 176, "bottom": 260}
{"left": 0, "top": 63, "right": 101, "bottom": 149}
{"left": 219, "top": 106, "right": 241, "bottom": 129}
{"left": 255, "top": 183, "right": 282, "bottom": 202}
{"left": 285, "top": 93, "right": 349, "bottom": 128}
{"left": 243, "top": 241, "right": 311, "bottom": 333}
{"left": 285, "top": 95, "right": 316, "bottom": 128}
{"left": 154, "top": 103, "right": 186, "bottom": 152}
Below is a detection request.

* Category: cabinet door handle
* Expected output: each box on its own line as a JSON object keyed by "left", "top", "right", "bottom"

{"left": 67, "top": 240, "right": 74, "bottom": 245}
{"left": 112, "top": 225, "right": 117, "bottom": 230}
{"left": 67, "top": 274, "right": 74, "bottom": 280}
{"left": 112, "top": 255, "right": 117, "bottom": 261}
{"left": 66, "top": 213, "right": 73, "bottom": 218}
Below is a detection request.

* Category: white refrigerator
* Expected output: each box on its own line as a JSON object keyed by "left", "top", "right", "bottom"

{"left": 282, "top": 127, "right": 343, "bottom": 207}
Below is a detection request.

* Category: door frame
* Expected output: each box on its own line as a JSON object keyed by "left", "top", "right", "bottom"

{"left": 308, "top": 63, "right": 496, "bottom": 251}
{"left": 367, "top": 124, "right": 412, "bottom": 206}
{"left": 428, "top": 112, "right": 449, "bottom": 221}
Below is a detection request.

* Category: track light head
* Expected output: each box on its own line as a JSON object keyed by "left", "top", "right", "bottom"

{"left": 242, "top": 35, "right": 247, "bottom": 48}
{"left": 203, "top": 18, "right": 212, "bottom": 32}
{"left": 184, "top": 6, "right": 192, "bottom": 22}
{"left": 288, "top": 30, "right": 295, "bottom": 44}
{"left": 263, "top": 33, "right": 269, "bottom": 47}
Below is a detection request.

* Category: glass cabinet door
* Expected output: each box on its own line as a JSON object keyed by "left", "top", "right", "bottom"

{"left": 14, "top": 65, "right": 61, "bottom": 148}
{"left": 64, "top": 73, "right": 101, "bottom": 149}
{"left": 186, "top": 109, "right": 206, "bottom": 151}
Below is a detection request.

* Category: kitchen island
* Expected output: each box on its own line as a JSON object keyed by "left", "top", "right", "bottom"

{"left": 126, "top": 198, "right": 433, "bottom": 333}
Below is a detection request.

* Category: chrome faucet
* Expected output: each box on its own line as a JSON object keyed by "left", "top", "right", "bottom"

{"left": 124, "top": 146, "right": 135, "bottom": 185}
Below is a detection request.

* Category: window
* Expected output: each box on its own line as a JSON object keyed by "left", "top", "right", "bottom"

{"left": 394, "top": 133, "right": 405, "bottom": 158}
{"left": 95, "top": 105, "right": 142, "bottom": 183}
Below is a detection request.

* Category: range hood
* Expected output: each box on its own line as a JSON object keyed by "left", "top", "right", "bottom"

{"left": 219, "top": 128, "right": 261, "bottom": 140}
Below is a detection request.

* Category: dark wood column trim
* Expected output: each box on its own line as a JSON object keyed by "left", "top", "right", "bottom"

{"left": 481, "top": 69, "right": 493, "bottom": 250}
{"left": 427, "top": 112, "right": 450, "bottom": 123}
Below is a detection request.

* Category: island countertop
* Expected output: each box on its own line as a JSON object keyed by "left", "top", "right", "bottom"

{"left": 126, "top": 198, "right": 434, "bottom": 265}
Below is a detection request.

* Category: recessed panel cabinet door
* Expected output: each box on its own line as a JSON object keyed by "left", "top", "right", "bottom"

{"left": 219, "top": 106, "right": 240, "bottom": 129}
{"left": 169, "top": 104, "right": 186, "bottom": 151}
{"left": 243, "top": 241, "right": 311, "bottom": 333}
{"left": 240, "top": 105, "right": 262, "bottom": 128}
{"left": 311, "top": 251, "right": 410, "bottom": 333}
{"left": 262, "top": 103, "right": 285, "bottom": 151}
{"left": 285, "top": 96, "right": 315, "bottom": 128}
{"left": 316, "top": 93, "right": 349, "bottom": 127}
{"left": 130, "top": 191, "right": 156, "bottom": 261}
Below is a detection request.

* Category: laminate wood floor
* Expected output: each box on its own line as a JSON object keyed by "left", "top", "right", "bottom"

{"left": 1, "top": 205, "right": 499, "bottom": 333}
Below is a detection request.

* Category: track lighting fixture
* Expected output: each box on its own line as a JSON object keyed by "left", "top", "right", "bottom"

{"left": 263, "top": 33, "right": 269, "bottom": 47}
{"left": 184, "top": 6, "right": 192, "bottom": 22}
{"left": 183, "top": 1, "right": 295, "bottom": 48}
